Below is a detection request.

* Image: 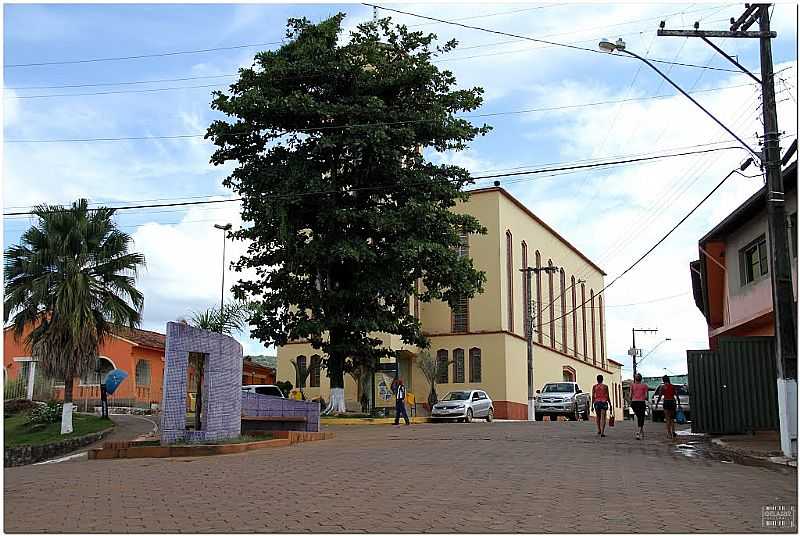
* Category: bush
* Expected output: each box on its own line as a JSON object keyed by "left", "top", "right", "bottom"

{"left": 26, "top": 400, "right": 63, "bottom": 427}
{"left": 4, "top": 399, "right": 38, "bottom": 416}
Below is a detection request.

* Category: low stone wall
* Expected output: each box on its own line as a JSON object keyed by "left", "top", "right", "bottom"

{"left": 241, "top": 393, "right": 320, "bottom": 432}
{"left": 4, "top": 427, "right": 114, "bottom": 467}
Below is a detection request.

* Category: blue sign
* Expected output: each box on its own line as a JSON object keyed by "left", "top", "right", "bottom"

{"left": 104, "top": 369, "right": 128, "bottom": 395}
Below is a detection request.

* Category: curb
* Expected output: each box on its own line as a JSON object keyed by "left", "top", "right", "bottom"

{"left": 711, "top": 438, "right": 797, "bottom": 468}
{"left": 88, "top": 430, "right": 334, "bottom": 460}
{"left": 4, "top": 426, "right": 115, "bottom": 467}
{"left": 321, "top": 417, "right": 432, "bottom": 425}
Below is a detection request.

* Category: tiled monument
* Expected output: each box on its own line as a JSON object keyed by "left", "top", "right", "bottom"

{"left": 160, "top": 321, "right": 244, "bottom": 444}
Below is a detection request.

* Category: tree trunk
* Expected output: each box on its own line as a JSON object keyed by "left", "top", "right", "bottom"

{"left": 323, "top": 339, "right": 347, "bottom": 414}
{"left": 61, "top": 375, "right": 74, "bottom": 435}
{"left": 194, "top": 357, "right": 204, "bottom": 431}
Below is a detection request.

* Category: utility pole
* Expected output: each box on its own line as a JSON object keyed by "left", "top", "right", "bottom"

{"left": 630, "top": 328, "right": 658, "bottom": 378}
{"left": 659, "top": 4, "right": 797, "bottom": 457}
{"left": 522, "top": 264, "right": 560, "bottom": 421}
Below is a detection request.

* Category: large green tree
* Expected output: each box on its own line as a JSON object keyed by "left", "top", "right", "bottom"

{"left": 4, "top": 199, "right": 145, "bottom": 431}
{"left": 207, "top": 15, "right": 489, "bottom": 412}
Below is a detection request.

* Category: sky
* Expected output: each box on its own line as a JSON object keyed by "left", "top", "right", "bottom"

{"left": 3, "top": 2, "right": 798, "bottom": 378}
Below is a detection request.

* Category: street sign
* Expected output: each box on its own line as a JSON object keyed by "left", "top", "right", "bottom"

{"left": 628, "top": 348, "right": 642, "bottom": 357}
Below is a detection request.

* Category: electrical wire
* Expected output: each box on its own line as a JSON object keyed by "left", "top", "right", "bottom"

{"left": 2, "top": 144, "right": 744, "bottom": 218}
{"left": 365, "top": 4, "right": 746, "bottom": 74}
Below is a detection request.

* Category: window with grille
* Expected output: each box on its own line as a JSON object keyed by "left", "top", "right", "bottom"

{"left": 436, "top": 349, "right": 449, "bottom": 384}
{"left": 135, "top": 359, "right": 151, "bottom": 386}
{"left": 453, "top": 349, "right": 465, "bottom": 383}
{"left": 522, "top": 241, "right": 529, "bottom": 338}
{"left": 310, "top": 355, "right": 321, "bottom": 387}
{"left": 740, "top": 235, "right": 768, "bottom": 285}
{"left": 296, "top": 355, "right": 307, "bottom": 387}
{"left": 451, "top": 295, "right": 469, "bottom": 333}
{"left": 469, "top": 348, "right": 482, "bottom": 383}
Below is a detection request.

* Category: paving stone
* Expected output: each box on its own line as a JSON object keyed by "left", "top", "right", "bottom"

{"left": 4, "top": 421, "right": 797, "bottom": 533}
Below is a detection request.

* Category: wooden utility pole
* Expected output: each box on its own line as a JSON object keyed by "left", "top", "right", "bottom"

{"left": 659, "top": 4, "right": 797, "bottom": 457}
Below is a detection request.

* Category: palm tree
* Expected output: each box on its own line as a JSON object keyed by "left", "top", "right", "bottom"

{"left": 290, "top": 357, "right": 320, "bottom": 401}
{"left": 185, "top": 301, "right": 249, "bottom": 430}
{"left": 4, "top": 199, "right": 145, "bottom": 432}
{"left": 416, "top": 350, "right": 450, "bottom": 410}
{"left": 189, "top": 302, "right": 249, "bottom": 334}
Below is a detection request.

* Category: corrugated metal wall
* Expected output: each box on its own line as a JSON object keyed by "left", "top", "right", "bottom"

{"left": 687, "top": 336, "right": 779, "bottom": 434}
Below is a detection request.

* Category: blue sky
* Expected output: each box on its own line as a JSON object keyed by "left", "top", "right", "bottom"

{"left": 3, "top": 2, "right": 798, "bottom": 377}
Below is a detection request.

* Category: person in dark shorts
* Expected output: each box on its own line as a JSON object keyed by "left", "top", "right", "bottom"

{"left": 655, "top": 375, "right": 681, "bottom": 439}
{"left": 591, "top": 374, "right": 611, "bottom": 437}
{"left": 630, "top": 373, "right": 648, "bottom": 440}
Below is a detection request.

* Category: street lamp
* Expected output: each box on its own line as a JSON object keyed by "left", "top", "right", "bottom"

{"left": 214, "top": 223, "right": 232, "bottom": 312}
{"left": 597, "top": 38, "right": 760, "bottom": 160}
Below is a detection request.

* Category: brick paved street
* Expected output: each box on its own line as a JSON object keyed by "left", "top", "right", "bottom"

{"left": 4, "top": 420, "right": 796, "bottom": 533}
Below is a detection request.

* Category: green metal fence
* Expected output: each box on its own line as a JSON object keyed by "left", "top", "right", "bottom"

{"left": 687, "top": 336, "right": 779, "bottom": 434}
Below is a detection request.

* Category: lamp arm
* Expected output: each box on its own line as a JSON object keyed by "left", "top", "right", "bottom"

{"left": 618, "top": 48, "right": 761, "bottom": 161}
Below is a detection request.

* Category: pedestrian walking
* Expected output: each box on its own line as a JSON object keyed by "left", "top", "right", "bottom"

{"left": 393, "top": 378, "right": 410, "bottom": 426}
{"left": 654, "top": 375, "right": 681, "bottom": 439}
{"left": 591, "top": 374, "right": 612, "bottom": 437}
{"left": 630, "top": 373, "right": 649, "bottom": 440}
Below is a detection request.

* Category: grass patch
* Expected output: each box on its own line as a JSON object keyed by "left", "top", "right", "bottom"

{"left": 322, "top": 413, "right": 372, "bottom": 419}
{"left": 4, "top": 412, "right": 113, "bottom": 447}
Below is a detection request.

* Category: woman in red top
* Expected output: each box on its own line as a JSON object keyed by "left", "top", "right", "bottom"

{"left": 655, "top": 375, "right": 681, "bottom": 439}
{"left": 630, "top": 373, "right": 649, "bottom": 440}
{"left": 591, "top": 374, "right": 612, "bottom": 437}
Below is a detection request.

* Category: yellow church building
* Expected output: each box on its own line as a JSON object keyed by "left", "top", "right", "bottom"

{"left": 277, "top": 185, "right": 623, "bottom": 419}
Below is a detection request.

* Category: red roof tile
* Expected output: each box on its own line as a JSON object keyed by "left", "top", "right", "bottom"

{"left": 112, "top": 326, "right": 166, "bottom": 350}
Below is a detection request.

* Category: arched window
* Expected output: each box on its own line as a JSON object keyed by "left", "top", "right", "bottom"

{"left": 581, "top": 283, "right": 588, "bottom": 361}
{"left": 590, "top": 289, "right": 597, "bottom": 366}
{"left": 562, "top": 366, "right": 576, "bottom": 383}
{"left": 80, "top": 357, "right": 115, "bottom": 386}
{"left": 548, "top": 259, "right": 556, "bottom": 348}
{"left": 521, "top": 241, "right": 529, "bottom": 338}
{"left": 296, "top": 355, "right": 307, "bottom": 387}
{"left": 436, "top": 350, "right": 449, "bottom": 384}
{"left": 506, "top": 231, "right": 514, "bottom": 332}
{"left": 135, "top": 359, "right": 151, "bottom": 386}
{"left": 535, "top": 250, "right": 542, "bottom": 343}
{"left": 469, "top": 348, "right": 482, "bottom": 383}
{"left": 310, "top": 355, "right": 321, "bottom": 387}
{"left": 599, "top": 294, "right": 606, "bottom": 368}
{"left": 453, "top": 349, "right": 465, "bottom": 383}
{"left": 571, "top": 275, "right": 578, "bottom": 358}
{"left": 560, "top": 269, "right": 567, "bottom": 353}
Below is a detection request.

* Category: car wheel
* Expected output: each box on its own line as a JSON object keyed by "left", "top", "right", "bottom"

{"left": 486, "top": 408, "right": 494, "bottom": 422}
{"left": 535, "top": 413, "right": 544, "bottom": 421}
{"left": 465, "top": 409, "right": 473, "bottom": 423}
{"left": 582, "top": 402, "right": 590, "bottom": 421}
{"left": 569, "top": 405, "right": 579, "bottom": 421}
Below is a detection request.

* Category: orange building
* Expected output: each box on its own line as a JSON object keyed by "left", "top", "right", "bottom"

{"left": 3, "top": 324, "right": 166, "bottom": 408}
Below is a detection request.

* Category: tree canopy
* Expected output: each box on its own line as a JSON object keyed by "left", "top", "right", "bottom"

{"left": 207, "top": 14, "right": 490, "bottom": 400}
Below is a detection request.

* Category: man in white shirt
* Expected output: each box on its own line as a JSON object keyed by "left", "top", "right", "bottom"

{"left": 393, "top": 378, "right": 410, "bottom": 425}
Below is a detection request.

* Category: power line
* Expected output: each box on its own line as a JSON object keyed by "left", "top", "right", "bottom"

{"left": 365, "top": 4, "right": 745, "bottom": 74}
{"left": 4, "top": 82, "right": 757, "bottom": 141}
{"left": 1, "top": 144, "right": 744, "bottom": 218}
{"left": 5, "top": 41, "right": 283, "bottom": 68}
{"left": 537, "top": 163, "right": 751, "bottom": 330}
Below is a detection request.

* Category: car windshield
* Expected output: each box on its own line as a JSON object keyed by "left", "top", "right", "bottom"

{"left": 255, "top": 387, "right": 282, "bottom": 397}
{"left": 654, "top": 385, "right": 689, "bottom": 396}
{"left": 542, "top": 384, "right": 574, "bottom": 393}
{"left": 442, "top": 391, "right": 470, "bottom": 401}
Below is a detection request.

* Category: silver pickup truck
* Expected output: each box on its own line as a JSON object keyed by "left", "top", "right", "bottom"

{"left": 534, "top": 382, "right": 591, "bottom": 421}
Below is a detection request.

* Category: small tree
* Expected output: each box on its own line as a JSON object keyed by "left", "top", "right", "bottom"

{"left": 416, "top": 350, "right": 451, "bottom": 409}
{"left": 290, "top": 357, "right": 320, "bottom": 401}
{"left": 186, "top": 301, "right": 249, "bottom": 429}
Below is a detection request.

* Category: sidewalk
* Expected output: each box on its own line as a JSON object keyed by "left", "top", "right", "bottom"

{"left": 710, "top": 430, "right": 797, "bottom": 467}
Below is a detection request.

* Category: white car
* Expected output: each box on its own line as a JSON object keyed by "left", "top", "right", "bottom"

{"left": 431, "top": 390, "right": 494, "bottom": 423}
{"left": 242, "top": 384, "right": 285, "bottom": 398}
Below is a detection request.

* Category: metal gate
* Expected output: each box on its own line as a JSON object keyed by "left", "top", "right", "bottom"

{"left": 687, "top": 336, "right": 779, "bottom": 434}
